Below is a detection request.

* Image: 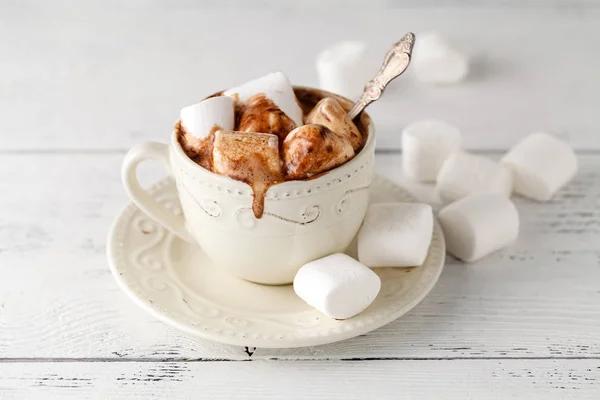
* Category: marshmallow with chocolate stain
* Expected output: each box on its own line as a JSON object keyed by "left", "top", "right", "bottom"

{"left": 180, "top": 96, "right": 235, "bottom": 141}
{"left": 224, "top": 72, "right": 304, "bottom": 126}
{"left": 283, "top": 124, "right": 354, "bottom": 179}
{"left": 212, "top": 130, "right": 283, "bottom": 218}
{"left": 237, "top": 94, "right": 297, "bottom": 143}
{"left": 306, "top": 97, "right": 363, "bottom": 151}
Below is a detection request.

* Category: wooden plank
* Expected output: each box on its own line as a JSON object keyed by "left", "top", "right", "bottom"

{"left": 0, "top": 154, "right": 599, "bottom": 360}
{"left": 0, "top": 359, "right": 598, "bottom": 399}
{"left": 1, "top": 3, "right": 600, "bottom": 150}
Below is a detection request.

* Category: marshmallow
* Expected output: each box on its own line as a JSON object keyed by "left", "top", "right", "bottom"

{"left": 283, "top": 124, "right": 354, "bottom": 179}
{"left": 223, "top": 72, "right": 303, "bottom": 126}
{"left": 316, "top": 41, "right": 371, "bottom": 99}
{"left": 502, "top": 132, "right": 578, "bottom": 201}
{"left": 212, "top": 130, "right": 282, "bottom": 182}
{"left": 237, "top": 94, "right": 297, "bottom": 142}
{"left": 358, "top": 203, "right": 434, "bottom": 267}
{"left": 438, "top": 193, "right": 519, "bottom": 262}
{"left": 180, "top": 96, "right": 235, "bottom": 139}
{"left": 402, "top": 119, "right": 462, "bottom": 181}
{"left": 436, "top": 152, "right": 513, "bottom": 202}
{"left": 412, "top": 32, "right": 468, "bottom": 84}
{"left": 213, "top": 130, "right": 282, "bottom": 218}
{"left": 293, "top": 253, "right": 381, "bottom": 320}
{"left": 306, "top": 97, "right": 363, "bottom": 151}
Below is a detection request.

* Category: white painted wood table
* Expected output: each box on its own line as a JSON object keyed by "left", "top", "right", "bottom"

{"left": 1, "top": 2, "right": 599, "bottom": 399}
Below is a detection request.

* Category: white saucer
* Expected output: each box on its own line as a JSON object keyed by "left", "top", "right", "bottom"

{"left": 107, "top": 175, "right": 445, "bottom": 348}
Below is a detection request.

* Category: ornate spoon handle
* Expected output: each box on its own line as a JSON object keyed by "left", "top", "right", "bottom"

{"left": 347, "top": 32, "right": 415, "bottom": 120}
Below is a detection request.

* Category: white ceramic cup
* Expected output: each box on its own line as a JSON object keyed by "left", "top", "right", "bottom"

{"left": 122, "top": 88, "right": 375, "bottom": 285}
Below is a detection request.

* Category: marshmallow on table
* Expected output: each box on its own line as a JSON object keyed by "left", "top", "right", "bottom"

{"left": 316, "top": 41, "right": 370, "bottom": 99}
{"left": 436, "top": 152, "right": 513, "bottom": 202}
{"left": 223, "top": 72, "right": 303, "bottom": 126}
{"left": 283, "top": 124, "right": 354, "bottom": 179}
{"left": 358, "top": 203, "right": 434, "bottom": 267}
{"left": 306, "top": 97, "right": 363, "bottom": 151}
{"left": 402, "top": 119, "right": 462, "bottom": 182}
{"left": 412, "top": 32, "right": 468, "bottom": 84}
{"left": 438, "top": 193, "right": 519, "bottom": 262}
{"left": 293, "top": 253, "right": 381, "bottom": 320}
{"left": 502, "top": 132, "right": 578, "bottom": 201}
{"left": 180, "top": 96, "right": 235, "bottom": 141}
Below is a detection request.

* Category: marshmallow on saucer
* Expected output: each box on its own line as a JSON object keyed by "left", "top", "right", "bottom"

{"left": 358, "top": 203, "right": 434, "bottom": 267}
{"left": 283, "top": 124, "right": 354, "bottom": 179}
{"left": 436, "top": 152, "right": 513, "bottom": 202}
{"left": 180, "top": 96, "right": 235, "bottom": 140}
{"left": 502, "top": 132, "right": 578, "bottom": 201}
{"left": 306, "top": 97, "right": 363, "bottom": 151}
{"left": 438, "top": 193, "right": 519, "bottom": 262}
{"left": 412, "top": 32, "right": 468, "bottom": 84}
{"left": 402, "top": 119, "right": 462, "bottom": 182}
{"left": 293, "top": 253, "right": 381, "bottom": 320}
{"left": 316, "top": 41, "right": 370, "bottom": 99}
{"left": 223, "top": 72, "right": 303, "bottom": 126}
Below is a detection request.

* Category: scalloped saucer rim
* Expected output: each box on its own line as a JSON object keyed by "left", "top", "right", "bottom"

{"left": 107, "top": 174, "right": 445, "bottom": 348}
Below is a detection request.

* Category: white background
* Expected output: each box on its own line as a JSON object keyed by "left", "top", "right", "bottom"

{"left": 1, "top": 1, "right": 599, "bottom": 398}
{"left": 2, "top": 0, "right": 600, "bottom": 150}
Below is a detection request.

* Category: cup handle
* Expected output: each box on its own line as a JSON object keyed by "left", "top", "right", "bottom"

{"left": 122, "top": 142, "right": 193, "bottom": 242}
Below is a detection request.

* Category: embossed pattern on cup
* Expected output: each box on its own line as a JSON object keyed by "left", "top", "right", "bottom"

{"left": 123, "top": 87, "right": 375, "bottom": 285}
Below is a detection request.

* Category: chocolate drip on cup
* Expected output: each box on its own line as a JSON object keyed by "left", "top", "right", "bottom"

{"left": 177, "top": 87, "right": 370, "bottom": 219}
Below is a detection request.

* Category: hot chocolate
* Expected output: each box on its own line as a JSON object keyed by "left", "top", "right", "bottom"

{"left": 178, "top": 85, "right": 370, "bottom": 218}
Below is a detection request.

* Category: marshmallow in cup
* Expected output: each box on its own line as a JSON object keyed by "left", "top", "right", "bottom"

{"left": 223, "top": 71, "right": 304, "bottom": 126}
{"left": 180, "top": 96, "right": 235, "bottom": 139}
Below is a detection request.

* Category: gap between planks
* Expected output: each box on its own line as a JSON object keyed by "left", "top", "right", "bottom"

{"left": 1, "top": 356, "right": 600, "bottom": 363}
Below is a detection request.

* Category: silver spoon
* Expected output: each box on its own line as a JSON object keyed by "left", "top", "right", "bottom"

{"left": 347, "top": 32, "right": 415, "bottom": 120}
